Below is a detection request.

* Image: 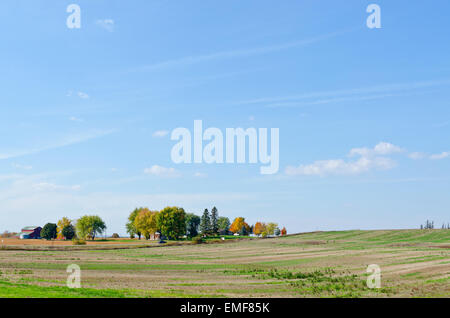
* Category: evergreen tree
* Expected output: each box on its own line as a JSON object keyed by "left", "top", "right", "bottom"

{"left": 211, "top": 207, "right": 219, "bottom": 234}
{"left": 200, "top": 209, "right": 211, "bottom": 235}
{"left": 239, "top": 225, "right": 248, "bottom": 236}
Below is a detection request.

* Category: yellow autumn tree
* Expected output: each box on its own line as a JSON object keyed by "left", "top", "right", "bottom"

{"left": 134, "top": 208, "right": 158, "bottom": 240}
{"left": 253, "top": 222, "right": 267, "bottom": 236}
{"left": 229, "top": 217, "right": 250, "bottom": 234}
{"left": 265, "top": 223, "right": 278, "bottom": 236}
{"left": 57, "top": 217, "right": 72, "bottom": 239}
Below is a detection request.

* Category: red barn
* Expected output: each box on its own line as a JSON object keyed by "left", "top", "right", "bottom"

{"left": 19, "top": 226, "right": 42, "bottom": 239}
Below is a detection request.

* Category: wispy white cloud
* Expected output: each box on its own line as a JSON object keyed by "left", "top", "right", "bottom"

{"left": 286, "top": 157, "right": 396, "bottom": 177}
{"left": 194, "top": 172, "right": 207, "bottom": 178}
{"left": 77, "top": 92, "right": 89, "bottom": 99}
{"left": 144, "top": 165, "right": 181, "bottom": 178}
{"left": 69, "top": 116, "right": 84, "bottom": 122}
{"left": 33, "top": 182, "right": 81, "bottom": 192}
{"left": 430, "top": 151, "right": 450, "bottom": 160}
{"left": 0, "top": 129, "right": 114, "bottom": 160}
{"left": 66, "top": 91, "right": 89, "bottom": 99}
{"left": 286, "top": 142, "right": 401, "bottom": 177}
{"left": 138, "top": 30, "right": 347, "bottom": 71}
{"left": 12, "top": 163, "right": 32, "bottom": 170}
{"left": 408, "top": 152, "right": 426, "bottom": 160}
{"left": 152, "top": 130, "right": 169, "bottom": 138}
{"left": 96, "top": 19, "right": 114, "bottom": 32}
{"left": 237, "top": 79, "right": 450, "bottom": 107}
{"left": 349, "top": 142, "right": 404, "bottom": 157}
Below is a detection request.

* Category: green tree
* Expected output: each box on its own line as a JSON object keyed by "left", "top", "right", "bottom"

{"left": 40, "top": 223, "right": 57, "bottom": 240}
{"left": 185, "top": 213, "right": 201, "bottom": 238}
{"left": 126, "top": 208, "right": 142, "bottom": 239}
{"left": 199, "top": 209, "right": 211, "bottom": 235}
{"left": 266, "top": 223, "right": 278, "bottom": 236}
{"left": 217, "top": 217, "right": 231, "bottom": 235}
{"left": 210, "top": 206, "right": 219, "bottom": 234}
{"left": 157, "top": 207, "right": 186, "bottom": 240}
{"left": 62, "top": 224, "right": 76, "bottom": 240}
{"left": 76, "top": 215, "right": 106, "bottom": 240}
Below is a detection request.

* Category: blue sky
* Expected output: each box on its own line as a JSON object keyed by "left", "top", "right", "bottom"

{"left": 1, "top": 0, "right": 449, "bottom": 235}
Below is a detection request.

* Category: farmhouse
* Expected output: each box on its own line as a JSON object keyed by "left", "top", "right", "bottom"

{"left": 19, "top": 226, "right": 42, "bottom": 239}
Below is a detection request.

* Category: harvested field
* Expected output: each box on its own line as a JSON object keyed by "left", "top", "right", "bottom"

{"left": 0, "top": 230, "right": 449, "bottom": 298}
{"left": 0, "top": 237, "right": 154, "bottom": 246}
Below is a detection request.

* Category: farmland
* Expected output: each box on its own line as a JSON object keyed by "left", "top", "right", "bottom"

{"left": 0, "top": 230, "right": 449, "bottom": 298}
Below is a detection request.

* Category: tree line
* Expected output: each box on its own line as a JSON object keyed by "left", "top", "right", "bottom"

{"left": 16, "top": 206, "right": 287, "bottom": 242}
{"left": 126, "top": 206, "right": 287, "bottom": 240}
{"left": 39, "top": 215, "right": 107, "bottom": 242}
{"left": 420, "top": 220, "right": 450, "bottom": 230}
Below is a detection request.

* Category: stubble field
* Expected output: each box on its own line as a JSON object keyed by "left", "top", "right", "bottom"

{"left": 0, "top": 230, "right": 449, "bottom": 298}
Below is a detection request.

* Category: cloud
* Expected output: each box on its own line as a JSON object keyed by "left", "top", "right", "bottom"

{"left": 0, "top": 129, "right": 114, "bottom": 160}
{"left": 152, "top": 130, "right": 169, "bottom": 138}
{"left": 144, "top": 165, "right": 181, "bottom": 178}
{"left": 77, "top": 92, "right": 89, "bottom": 99}
{"left": 69, "top": 116, "right": 84, "bottom": 122}
{"left": 349, "top": 142, "right": 403, "bottom": 157}
{"left": 33, "top": 182, "right": 81, "bottom": 192}
{"left": 66, "top": 91, "right": 89, "bottom": 99}
{"left": 430, "top": 151, "right": 450, "bottom": 160}
{"left": 286, "top": 157, "right": 396, "bottom": 177}
{"left": 194, "top": 172, "right": 207, "bottom": 178}
{"left": 12, "top": 163, "right": 32, "bottom": 170}
{"left": 286, "top": 142, "right": 400, "bottom": 177}
{"left": 138, "top": 30, "right": 347, "bottom": 71}
{"left": 408, "top": 152, "right": 426, "bottom": 160}
{"left": 96, "top": 19, "right": 114, "bottom": 32}
{"left": 237, "top": 79, "right": 450, "bottom": 107}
